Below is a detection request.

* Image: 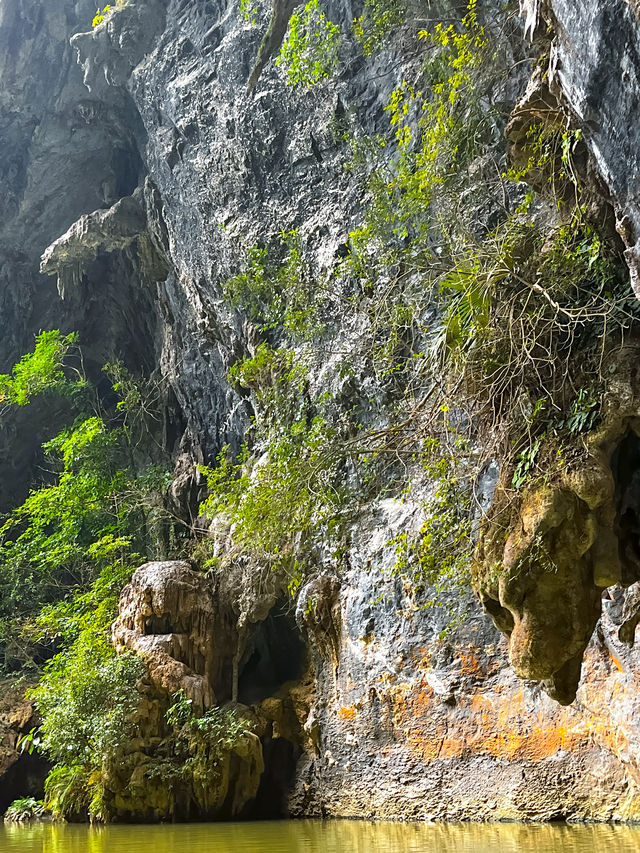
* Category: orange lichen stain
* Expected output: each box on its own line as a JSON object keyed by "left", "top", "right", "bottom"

{"left": 405, "top": 729, "right": 448, "bottom": 762}
{"left": 338, "top": 706, "right": 357, "bottom": 721}
{"left": 365, "top": 630, "right": 640, "bottom": 774}
{"left": 470, "top": 694, "right": 492, "bottom": 712}
{"left": 458, "top": 651, "right": 482, "bottom": 676}
{"left": 383, "top": 679, "right": 603, "bottom": 767}
{"left": 609, "top": 653, "right": 624, "bottom": 673}
{"left": 439, "top": 735, "right": 465, "bottom": 758}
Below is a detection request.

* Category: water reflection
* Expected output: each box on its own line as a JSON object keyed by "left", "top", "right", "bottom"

{"left": 1, "top": 819, "right": 640, "bottom": 853}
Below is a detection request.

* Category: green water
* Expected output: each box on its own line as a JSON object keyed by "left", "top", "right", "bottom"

{"left": 2, "top": 821, "right": 640, "bottom": 853}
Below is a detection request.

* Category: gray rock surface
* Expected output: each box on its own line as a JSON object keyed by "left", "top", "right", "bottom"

{"left": 0, "top": 0, "right": 163, "bottom": 508}
{"left": 527, "top": 0, "right": 640, "bottom": 295}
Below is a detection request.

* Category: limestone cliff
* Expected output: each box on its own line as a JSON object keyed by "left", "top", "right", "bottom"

{"left": 3, "top": 0, "right": 640, "bottom": 824}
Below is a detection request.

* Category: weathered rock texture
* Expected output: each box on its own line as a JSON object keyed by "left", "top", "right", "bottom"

{"left": 475, "top": 344, "right": 640, "bottom": 705}
{"left": 105, "top": 561, "right": 310, "bottom": 819}
{"left": 5, "top": 0, "right": 640, "bottom": 824}
{"left": 268, "top": 492, "right": 640, "bottom": 821}
{"left": 290, "top": 571, "right": 640, "bottom": 820}
{"left": 0, "top": 680, "right": 49, "bottom": 814}
{"left": 113, "top": 561, "right": 223, "bottom": 709}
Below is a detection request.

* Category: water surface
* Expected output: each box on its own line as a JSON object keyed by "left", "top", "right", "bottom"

{"left": 2, "top": 820, "right": 640, "bottom": 853}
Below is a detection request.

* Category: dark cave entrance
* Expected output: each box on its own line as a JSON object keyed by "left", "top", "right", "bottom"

{"left": 238, "top": 601, "right": 306, "bottom": 705}
{"left": 611, "top": 430, "right": 640, "bottom": 585}
{"left": 238, "top": 600, "right": 307, "bottom": 819}
{"left": 0, "top": 751, "right": 50, "bottom": 814}
{"left": 252, "top": 736, "right": 301, "bottom": 819}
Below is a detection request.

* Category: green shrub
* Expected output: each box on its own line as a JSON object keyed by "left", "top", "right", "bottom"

{"left": 200, "top": 413, "right": 343, "bottom": 583}
{"left": 0, "top": 332, "right": 172, "bottom": 673}
{"left": 164, "top": 691, "right": 253, "bottom": 797}
{"left": 0, "top": 412, "right": 168, "bottom": 664}
{"left": 34, "top": 614, "right": 145, "bottom": 821}
{"left": 276, "top": 0, "right": 340, "bottom": 86}
{"left": 0, "top": 330, "right": 83, "bottom": 413}
{"left": 228, "top": 343, "right": 307, "bottom": 425}
{"left": 224, "top": 230, "right": 324, "bottom": 339}
{"left": 44, "top": 765, "right": 91, "bottom": 820}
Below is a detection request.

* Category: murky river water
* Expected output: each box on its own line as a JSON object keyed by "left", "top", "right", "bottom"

{"left": 1, "top": 820, "right": 640, "bottom": 853}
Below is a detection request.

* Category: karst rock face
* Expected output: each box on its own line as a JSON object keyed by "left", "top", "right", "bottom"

{"left": 112, "top": 561, "right": 222, "bottom": 709}
{"left": 6, "top": 0, "right": 640, "bottom": 822}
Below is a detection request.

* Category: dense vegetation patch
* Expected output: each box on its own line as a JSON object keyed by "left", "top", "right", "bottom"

{"left": 0, "top": 335, "right": 258, "bottom": 821}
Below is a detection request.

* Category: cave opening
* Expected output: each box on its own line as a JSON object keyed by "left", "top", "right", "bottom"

{"left": 611, "top": 429, "right": 640, "bottom": 586}
{"left": 143, "top": 614, "right": 174, "bottom": 635}
{"left": 236, "top": 601, "right": 307, "bottom": 819}
{"left": 0, "top": 751, "right": 50, "bottom": 814}
{"left": 251, "top": 735, "right": 301, "bottom": 819}
{"left": 238, "top": 601, "right": 306, "bottom": 706}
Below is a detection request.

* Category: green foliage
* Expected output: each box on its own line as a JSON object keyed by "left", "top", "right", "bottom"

{"left": 512, "top": 439, "right": 541, "bottom": 489}
{"left": 240, "top": 0, "right": 258, "bottom": 25}
{"left": 32, "top": 589, "right": 145, "bottom": 821}
{"left": 339, "top": 0, "right": 628, "bottom": 490}
{"left": 508, "top": 385, "right": 599, "bottom": 489}
{"left": 92, "top": 6, "right": 111, "bottom": 26}
{"left": 0, "top": 331, "right": 82, "bottom": 413}
{"left": 92, "top": 0, "right": 123, "bottom": 27}
{"left": 352, "top": 0, "right": 407, "bottom": 56}
{"left": 34, "top": 611, "right": 249, "bottom": 821}
{"left": 506, "top": 120, "right": 584, "bottom": 204}
{"left": 35, "top": 633, "right": 144, "bottom": 772}
{"left": 565, "top": 388, "right": 599, "bottom": 436}
{"left": 313, "top": 0, "right": 637, "bottom": 619}
{"left": 214, "top": 0, "right": 635, "bottom": 631}
{"left": 0, "top": 332, "right": 171, "bottom": 674}
{"left": 389, "top": 433, "right": 473, "bottom": 629}
{"left": 276, "top": 0, "right": 340, "bottom": 86}
{"left": 207, "top": 10, "right": 502, "bottom": 599}
{"left": 200, "top": 413, "right": 341, "bottom": 580}
{"left": 44, "top": 765, "right": 92, "bottom": 821}
{"left": 228, "top": 343, "right": 306, "bottom": 424}
{"left": 3, "top": 797, "right": 46, "bottom": 821}
{"left": 324, "top": 6, "right": 498, "bottom": 402}
{"left": 224, "top": 230, "right": 323, "bottom": 338}
{"left": 347, "top": 6, "right": 490, "bottom": 268}
{"left": 199, "top": 341, "right": 361, "bottom": 584}
{"left": 436, "top": 208, "right": 624, "bottom": 465}
{"left": 164, "top": 691, "right": 253, "bottom": 796}
{"left": 0, "top": 415, "right": 159, "bottom": 650}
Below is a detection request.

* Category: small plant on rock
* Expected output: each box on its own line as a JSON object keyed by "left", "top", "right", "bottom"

{"left": 4, "top": 797, "right": 46, "bottom": 822}
{"left": 92, "top": 0, "right": 124, "bottom": 28}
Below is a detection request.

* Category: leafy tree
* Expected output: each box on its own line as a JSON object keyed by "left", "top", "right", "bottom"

{"left": 0, "top": 334, "right": 170, "bottom": 672}
{"left": 0, "top": 331, "right": 83, "bottom": 413}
